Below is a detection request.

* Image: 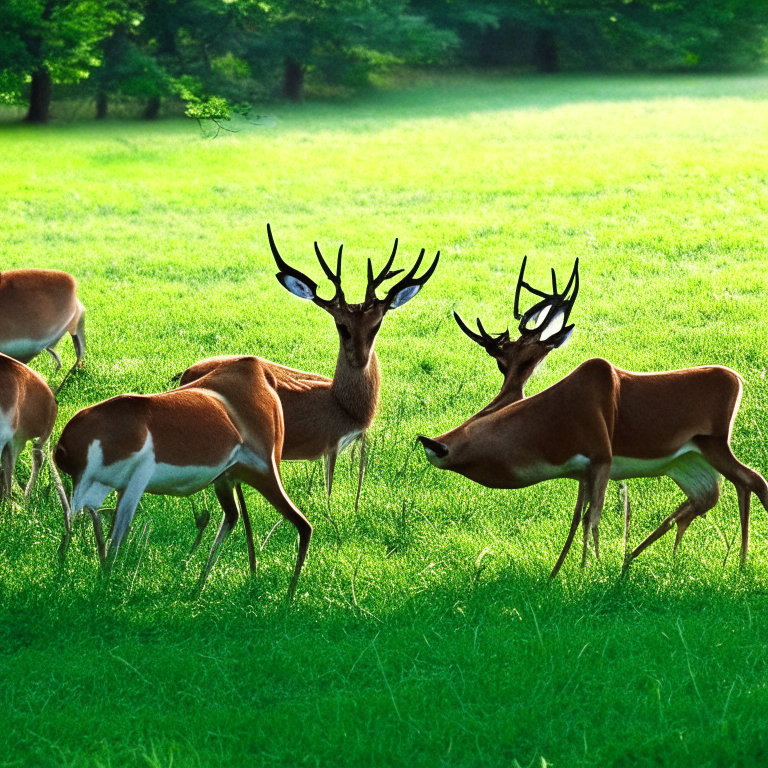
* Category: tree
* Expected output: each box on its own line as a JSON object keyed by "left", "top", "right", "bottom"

{"left": 0, "top": 0, "right": 117, "bottom": 123}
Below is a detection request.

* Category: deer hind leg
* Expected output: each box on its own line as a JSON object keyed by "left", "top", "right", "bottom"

{"left": 693, "top": 435, "right": 768, "bottom": 563}
{"left": 581, "top": 462, "right": 611, "bottom": 567}
{"left": 0, "top": 443, "right": 13, "bottom": 501}
{"left": 24, "top": 439, "right": 46, "bottom": 499}
{"left": 550, "top": 480, "right": 586, "bottom": 579}
{"left": 188, "top": 495, "right": 211, "bottom": 556}
{"left": 236, "top": 483, "right": 257, "bottom": 574}
{"left": 55, "top": 311, "right": 86, "bottom": 396}
{"left": 195, "top": 481, "right": 240, "bottom": 593}
{"left": 237, "top": 460, "right": 312, "bottom": 600}
{"left": 46, "top": 347, "right": 62, "bottom": 371}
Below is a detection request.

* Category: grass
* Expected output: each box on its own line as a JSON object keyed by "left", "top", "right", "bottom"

{"left": 1, "top": 72, "right": 768, "bottom": 766}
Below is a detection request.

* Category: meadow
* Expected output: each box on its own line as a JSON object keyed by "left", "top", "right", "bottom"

{"left": 1, "top": 72, "right": 768, "bottom": 767}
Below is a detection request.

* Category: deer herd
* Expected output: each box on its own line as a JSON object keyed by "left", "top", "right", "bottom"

{"left": 1, "top": 226, "right": 765, "bottom": 598}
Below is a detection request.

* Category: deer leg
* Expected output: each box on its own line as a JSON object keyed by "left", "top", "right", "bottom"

{"left": 581, "top": 462, "right": 611, "bottom": 566}
{"left": 237, "top": 461, "right": 312, "bottom": 600}
{"left": 89, "top": 507, "right": 108, "bottom": 564}
{"left": 188, "top": 496, "right": 211, "bottom": 556}
{"left": 0, "top": 443, "right": 13, "bottom": 501}
{"left": 621, "top": 481, "right": 631, "bottom": 556}
{"left": 737, "top": 485, "right": 751, "bottom": 566}
{"left": 324, "top": 449, "right": 338, "bottom": 497}
{"left": 236, "top": 483, "right": 257, "bottom": 574}
{"left": 627, "top": 500, "right": 693, "bottom": 566}
{"left": 104, "top": 464, "right": 152, "bottom": 572}
{"left": 550, "top": 480, "right": 586, "bottom": 579}
{"left": 24, "top": 440, "right": 46, "bottom": 499}
{"left": 354, "top": 433, "right": 367, "bottom": 515}
{"left": 46, "top": 347, "right": 62, "bottom": 371}
{"left": 195, "top": 481, "right": 240, "bottom": 592}
{"left": 693, "top": 436, "right": 768, "bottom": 561}
{"left": 55, "top": 315, "right": 86, "bottom": 396}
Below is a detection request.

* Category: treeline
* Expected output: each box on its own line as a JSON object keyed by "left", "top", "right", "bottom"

{"left": 2, "top": 0, "right": 767, "bottom": 124}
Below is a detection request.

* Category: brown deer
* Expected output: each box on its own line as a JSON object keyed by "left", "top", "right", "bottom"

{"left": 0, "top": 352, "right": 68, "bottom": 507}
{"left": 0, "top": 269, "right": 86, "bottom": 393}
{"left": 54, "top": 225, "right": 439, "bottom": 596}
{"left": 419, "top": 265, "right": 767, "bottom": 577}
{"left": 176, "top": 224, "right": 440, "bottom": 547}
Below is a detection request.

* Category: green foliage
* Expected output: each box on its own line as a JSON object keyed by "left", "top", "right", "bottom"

{"left": 1, "top": 74, "right": 768, "bottom": 765}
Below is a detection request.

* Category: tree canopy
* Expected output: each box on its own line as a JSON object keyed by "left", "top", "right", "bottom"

{"left": 1, "top": 0, "right": 766, "bottom": 123}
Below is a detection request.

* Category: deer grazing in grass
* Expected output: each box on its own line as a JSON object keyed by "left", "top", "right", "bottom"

{"left": 419, "top": 259, "right": 768, "bottom": 577}
{"left": 0, "top": 269, "right": 86, "bottom": 393}
{"left": 54, "top": 225, "right": 439, "bottom": 596}
{"left": 176, "top": 224, "right": 440, "bottom": 553}
{"left": 0, "top": 352, "right": 68, "bottom": 507}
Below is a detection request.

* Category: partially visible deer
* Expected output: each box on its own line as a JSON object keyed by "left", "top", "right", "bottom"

{"left": 419, "top": 264, "right": 767, "bottom": 577}
{"left": 54, "top": 226, "right": 439, "bottom": 596}
{"left": 0, "top": 352, "right": 67, "bottom": 507}
{"left": 0, "top": 269, "right": 86, "bottom": 393}
{"left": 177, "top": 224, "right": 440, "bottom": 550}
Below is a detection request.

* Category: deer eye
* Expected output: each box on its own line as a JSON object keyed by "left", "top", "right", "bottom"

{"left": 336, "top": 323, "right": 352, "bottom": 340}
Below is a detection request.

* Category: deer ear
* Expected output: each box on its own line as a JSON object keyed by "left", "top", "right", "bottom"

{"left": 546, "top": 325, "right": 574, "bottom": 349}
{"left": 277, "top": 274, "right": 315, "bottom": 300}
{"left": 390, "top": 285, "right": 421, "bottom": 309}
{"left": 539, "top": 308, "right": 566, "bottom": 341}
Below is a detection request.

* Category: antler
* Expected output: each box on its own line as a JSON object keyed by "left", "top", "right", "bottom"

{"left": 453, "top": 311, "right": 509, "bottom": 351}
{"left": 515, "top": 257, "right": 579, "bottom": 342}
{"left": 365, "top": 238, "right": 403, "bottom": 304}
{"left": 268, "top": 224, "right": 347, "bottom": 309}
{"left": 382, "top": 248, "right": 440, "bottom": 308}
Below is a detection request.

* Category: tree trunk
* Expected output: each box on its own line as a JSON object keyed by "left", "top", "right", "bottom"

{"left": 143, "top": 96, "right": 161, "bottom": 120}
{"left": 283, "top": 58, "right": 304, "bottom": 101}
{"left": 96, "top": 91, "right": 108, "bottom": 119}
{"left": 25, "top": 67, "right": 53, "bottom": 124}
{"left": 533, "top": 29, "right": 559, "bottom": 73}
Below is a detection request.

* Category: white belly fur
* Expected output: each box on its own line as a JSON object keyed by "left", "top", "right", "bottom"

{"left": 72, "top": 433, "right": 270, "bottom": 511}
{"left": 0, "top": 328, "right": 69, "bottom": 361}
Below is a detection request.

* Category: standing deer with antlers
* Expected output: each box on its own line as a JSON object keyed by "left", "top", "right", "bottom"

{"left": 0, "top": 269, "right": 86, "bottom": 393}
{"left": 54, "top": 225, "right": 439, "bottom": 596}
{"left": 419, "top": 259, "right": 767, "bottom": 577}
{"left": 176, "top": 224, "right": 440, "bottom": 557}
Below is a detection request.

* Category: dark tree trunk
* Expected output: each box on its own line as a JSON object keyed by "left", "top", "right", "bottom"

{"left": 533, "top": 29, "right": 559, "bottom": 73}
{"left": 25, "top": 67, "right": 53, "bottom": 124}
{"left": 143, "top": 96, "right": 161, "bottom": 120}
{"left": 96, "top": 91, "right": 108, "bottom": 119}
{"left": 283, "top": 58, "right": 305, "bottom": 101}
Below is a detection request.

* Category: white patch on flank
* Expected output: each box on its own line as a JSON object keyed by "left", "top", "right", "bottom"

{"left": 609, "top": 442, "right": 705, "bottom": 481}
{"left": 515, "top": 454, "right": 590, "bottom": 485}
{"left": 0, "top": 328, "right": 68, "bottom": 362}
{"left": 337, "top": 430, "right": 362, "bottom": 455}
{"left": 0, "top": 406, "right": 15, "bottom": 454}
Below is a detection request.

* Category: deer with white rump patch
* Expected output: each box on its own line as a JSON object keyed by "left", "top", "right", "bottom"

{"left": 0, "top": 269, "right": 86, "bottom": 393}
{"left": 54, "top": 225, "right": 439, "bottom": 596}
{"left": 419, "top": 259, "right": 767, "bottom": 576}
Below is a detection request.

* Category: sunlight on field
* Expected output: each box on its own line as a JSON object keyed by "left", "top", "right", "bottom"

{"left": 1, "top": 74, "right": 767, "bottom": 767}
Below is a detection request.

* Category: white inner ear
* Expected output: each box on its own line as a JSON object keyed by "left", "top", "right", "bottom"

{"left": 391, "top": 285, "right": 420, "bottom": 309}
{"left": 284, "top": 275, "right": 314, "bottom": 300}
{"left": 527, "top": 304, "right": 551, "bottom": 330}
{"left": 539, "top": 309, "right": 565, "bottom": 341}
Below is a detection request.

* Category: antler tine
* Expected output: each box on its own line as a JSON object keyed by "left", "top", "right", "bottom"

{"left": 475, "top": 317, "right": 493, "bottom": 341}
{"left": 314, "top": 241, "right": 340, "bottom": 285}
{"left": 268, "top": 223, "right": 319, "bottom": 292}
{"left": 453, "top": 311, "right": 485, "bottom": 344}
{"left": 551, "top": 267, "right": 558, "bottom": 294}
{"left": 513, "top": 256, "right": 528, "bottom": 320}
{"left": 562, "top": 258, "right": 579, "bottom": 302}
{"left": 366, "top": 238, "right": 403, "bottom": 303}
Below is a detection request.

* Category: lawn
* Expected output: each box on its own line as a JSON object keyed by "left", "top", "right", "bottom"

{"left": 1, "top": 72, "right": 768, "bottom": 767}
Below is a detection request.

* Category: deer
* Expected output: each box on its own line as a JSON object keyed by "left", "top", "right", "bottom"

{"left": 54, "top": 225, "right": 439, "bottom": 596}
{"left": 0, "top": 269, "right": 86, "bottom": 393}
{"left": 418, "top": 264, "right": 768, "bottom": 578}
{"left": 0, "top": 352, "right": 68, "bottom": 508}
{"left": 174, "top": 224, "right": 440, "bottom": 553}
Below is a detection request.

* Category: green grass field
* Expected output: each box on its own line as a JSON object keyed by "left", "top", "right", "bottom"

{"left": 1, "top": 73, "right": 768, "bottom": 767}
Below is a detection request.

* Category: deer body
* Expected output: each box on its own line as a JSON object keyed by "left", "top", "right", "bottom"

{"left": 0, "top": 352, "right": 59, "bottom": 499}
{"left": 0, "top": 269, "right": 86, "bottom": 391}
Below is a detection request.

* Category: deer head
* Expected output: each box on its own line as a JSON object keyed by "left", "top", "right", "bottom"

{"left": 268, "top": 224, "right": 440, "bottom": 369}
{"left": 453, "top": 256, "right": 579, "bottom": 397}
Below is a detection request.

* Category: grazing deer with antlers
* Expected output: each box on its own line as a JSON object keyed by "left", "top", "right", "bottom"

{"left": 0, "top": 352, "right": 67, "bottom": 505}
{"left": 176, "top": 224, "right": 440, "bottom": 550}
{"left": 419, "top": 259, "right": 767, "bottom": 577}
{"left": 54, "top": 225, "right": 439, "bottom": 596}
{"left": 0, "top": 269, "right": 86, "bottom": 393}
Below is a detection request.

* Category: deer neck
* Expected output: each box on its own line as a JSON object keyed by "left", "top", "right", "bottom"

{"left": 330, "top": 348, "right": 381, "bottom": 429}
{"left": 470, "top": 374, "right": 527, "bottom": 421}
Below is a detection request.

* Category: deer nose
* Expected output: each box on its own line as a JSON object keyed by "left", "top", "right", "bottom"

{"left": 417, "top": 435, "right": 449, "bottom": 460}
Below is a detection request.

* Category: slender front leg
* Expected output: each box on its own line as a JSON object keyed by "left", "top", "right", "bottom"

{"left": 621, "top": 481, "right": 631, "bottom": 557}
{"left": 104, "top": 463, "right": 153, "bottom": 572}
{"left": 195, "top": 481, "right": 241, "bottom": 593}
{"left": 737, "top": 486, "right": 751, "bottom": 566}
{"left": 550, "top": 480, "right": 586, "bottom": 579}
{"left": 24, "top": 440, "right": 46, "bottom": 499}
{"left": 581, "top": 461, "right": 611, "bottom": 566}
{"left": 324, "top": 449, "right": 338, "bottom": 497}
{"left": 354, "top": 433, "right": 367, "bottom": 514}
{"left": 46, "top": 347, "right": 62, "bottom": 370}
{"left": 188, "top": 496, "right": 211, "bottom": 555}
